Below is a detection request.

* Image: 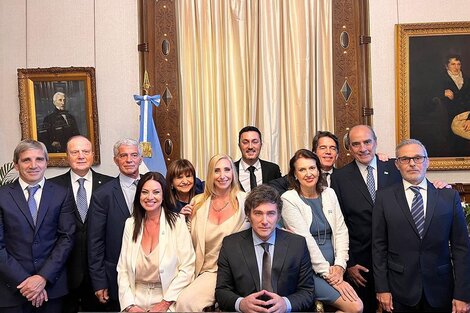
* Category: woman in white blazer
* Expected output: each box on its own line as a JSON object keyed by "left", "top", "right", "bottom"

{"left": 117, "top": 172, "right": 195, "bottom": 312}
{"left": 281, "top": 149, "right": 363, "bottom": 313}
{"left": 176, "top": 154, "right": 250, "bottom": 312}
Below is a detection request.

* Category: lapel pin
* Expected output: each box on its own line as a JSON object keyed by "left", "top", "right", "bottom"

{"left": 384, "top": 171, "right": 389, "bottom": 175}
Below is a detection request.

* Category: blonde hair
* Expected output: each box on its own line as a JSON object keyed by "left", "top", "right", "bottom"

{"left": 192, "top": 154, "right": 241, "bottom": 216}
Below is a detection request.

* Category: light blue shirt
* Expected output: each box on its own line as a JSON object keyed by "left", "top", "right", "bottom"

{"left": 119, "top": 173, "right": 138, "bottom": 213}
{"left": 234, "top": 229, "right": 292, "bottom": 312}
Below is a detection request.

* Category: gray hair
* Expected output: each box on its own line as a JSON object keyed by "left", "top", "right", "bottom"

{"left": 113, "top": 138, "right": 141, "bottom": 157}
{"left": 53, "top": 92, "right": 65, "bottom": 103}
{"left": 395, "top": 139, "right": 428, "bottom": 157}
{"left": 344, "top": 124, "right": 377, "bottom": 148}
{"left": 13, "top": 140, "right": 49, "bottom": 163}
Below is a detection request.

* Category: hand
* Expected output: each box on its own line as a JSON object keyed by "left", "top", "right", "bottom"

{"left": 452, "top": 299, "right": 470, "bottom": 313}
{"left": 347, "top": 264, "right": 369, "bottom": 287}
{"left": 445, "top": 89, "right": 454, "bottom": 100}
{"left": 17, "top": 275, "right": 46, "bottom": 301}
{"left": 332, "top": 281, "right": 358, "bottom": 302}
{"left": 376, "top": 152, "right": 390, "bottom": 162}
{"left": 128, "top": 305, "right": 146, "bottom": 312}
{"left": 464, "top": 120, "right": 470, "bottom": 131}
{"left": 31, "top": 289, "right": 48, "bottom": 308}
{"left": 240, "top": 290, "right": 270, "bottom": 313}
{"left": 432, "top": 180, "right": 451, "bottom": 189}
{"left": 377, "top": 292, "right": 393, "bottom": 312}
{"left": 264, "top": 291, "right": 287, "bottom": 313}
{"left": 180, "top": 203, "right": 193, "bottom": 217}
{"left": 325, "top": 265, "right": 344, "bottom": 285}
{"left": 149, "top": 300, "right": 173, "bottom": 312}
{"left": 95, "top": 289, "right": 109, "bottom": 303}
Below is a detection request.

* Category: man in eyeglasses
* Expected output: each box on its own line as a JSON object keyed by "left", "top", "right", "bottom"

{"left": 50, "top": 135, "right": 112, "bottom": 313}
{"left": 372, "top": 139, "right": 470, "bottom": 313}
{"left": 87, "top": 139, "right": 143, "bottom": 311}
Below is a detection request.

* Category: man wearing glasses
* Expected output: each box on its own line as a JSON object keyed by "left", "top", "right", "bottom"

{"left": 372, "top": 139, "right": 470, "bottom": 313}
{"left": 50, "top": 135, "right": 112, "bottom": 313}
{"left": 87, "top": 139, "right": 143, "bottom": 311}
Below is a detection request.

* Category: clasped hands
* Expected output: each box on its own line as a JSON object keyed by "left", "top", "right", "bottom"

{"left": 240, "top": 290, "right": 287, "bottom": 313}
{"left": 17, "top": 275, "right": 48, "bottom": 308}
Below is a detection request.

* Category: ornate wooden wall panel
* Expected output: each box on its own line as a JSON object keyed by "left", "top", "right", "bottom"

{"left": 332, "top": 0, "right": 372, "bottom": 167}
{"left": 140, "top": 0, "right": 180, "bottom": 165}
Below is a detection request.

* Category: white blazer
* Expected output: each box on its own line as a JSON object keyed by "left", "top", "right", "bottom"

{"left": 117, "top": 210, "right": 195, "bottom": 311}
{"left": 281, "top": 187, "right": 349, "bottom": 276}
{"left": 191, "top": 191, "right": 250, "bottom": 276}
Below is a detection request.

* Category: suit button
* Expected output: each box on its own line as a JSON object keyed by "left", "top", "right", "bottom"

{"left": 34, "top": 241, "right": 39, "bottom": 245}
{"left": 34, "top": 259, "right": 38, "bottom": 263}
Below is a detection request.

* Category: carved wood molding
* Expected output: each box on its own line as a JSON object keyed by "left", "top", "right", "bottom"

{"left": 332, "top": 0, "right": 371, "bottom": 167}
{"left": 141, "top": 0, "right": 180, "bottom": 165}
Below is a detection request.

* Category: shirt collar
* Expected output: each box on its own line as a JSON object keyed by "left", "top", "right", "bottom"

{"left": 252, "top": 228, "right": 276, "bottom": 246}
{"left": 355, "top": 155, "right": 377, "bottom": 172}
{"left": 18, "top": 177, "right": 45, "bottom": 190}
{"left": 403, "top": 178, "right": 428, "bottom": 191}
{"left": 70, "top": 169, "right": 93, "bottom": 183}
{"left": 119, "top": 173, "right": 138, "bottom": 187}
{"left": 241, "top": 159, "right": 261, "bottom": 171}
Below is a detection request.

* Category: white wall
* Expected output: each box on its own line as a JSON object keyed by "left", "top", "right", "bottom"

{"left": 370, "top": 0, "right": 470, "bottom": 182}
{"left": 0, "top": 0, "right": 140, "bottom": 178}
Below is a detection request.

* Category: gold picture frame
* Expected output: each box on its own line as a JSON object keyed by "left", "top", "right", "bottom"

{"left": 17, "top": 67, "right": 100, "bottom": 167}
{"left": 396, "top": 22, "right": 470, "bottom": 170}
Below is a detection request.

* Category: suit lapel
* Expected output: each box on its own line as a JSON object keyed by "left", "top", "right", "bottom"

{"left": 350, "top": 162, "right": 373, "bottom": 205}
{"left": 64, "top": 171, "right": 84, "bottom": 224}
{"left": 422, "top": 181, "right": 437, "bottom": 238}
{"left": 377, "top": 159, "right": 393, "bottom": 189}
{"left": 260, "top": 160, "right": 268, "bottom": 183}
{"left": 113, "top": 178, "right": 131, "bottom": 218}
{"left": 271, "top": 229, "right": 287, "bottom": 293}
{"left": 234, "top": 160, "right": 246, "bottom": 192}
{"left": 10, "top": 181, "right": 36, "bottom": 229}
{"left": 239, "top": 230, "right": 261, "bottom": 291}
{"left": 393, "top": 182, "right": 420, "bottom": 237}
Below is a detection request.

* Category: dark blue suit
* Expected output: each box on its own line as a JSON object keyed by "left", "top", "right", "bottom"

{"left": 215, "top": 228, "right": 315, "bottom": 312}
{"left": 331, "top": 158, "right": 402, "bottom": 312}
{"left": 87, "top": 176, "right": 130, "bottom": 305}
{"left": 373, "top": 181, "right": 470, "bottom": 309}
{"left": 0, "top": 180, "right": 75, "bottom": 309}
{"left": 49, "top": 169, "right": 112, "bottom": 312}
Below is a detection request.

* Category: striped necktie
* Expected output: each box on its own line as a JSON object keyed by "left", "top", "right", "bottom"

{"left": 409, "top": 186, "right": 425, "bottom": 238}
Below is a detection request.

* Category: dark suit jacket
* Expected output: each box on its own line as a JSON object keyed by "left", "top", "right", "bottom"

{"left": 49, "top": 169, "right": 113, "bottom": 290}
{"left": 372, "top": 181, "right": 470, "bottom": 307}
{"left": 234, "top": 159, "right": 282, "bottom": 192}
{"left": 0, "top": 180, "right": 75, "bottom": 307}
{"left": 330, "top": 158, "right": 401, "bottom": 269}
{"left": 41, "top": 109, "right": 80, "bottom": 153}
{"left": 87, "top": 176, "right": 131, "bottom": 301}
{"left": 215, "top": 228, "right": 315, "bottom": 312}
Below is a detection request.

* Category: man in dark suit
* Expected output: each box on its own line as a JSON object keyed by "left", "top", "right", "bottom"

{"left": 270, "top": 130, "right": 339, "bottom": 193}
{"left": 41, "top": 92, "right": 80, "bottom": 153}
{"left": 331, "top": 125, "right": 402, "bottom": 313}
{"left": 234, "top": 126, "right": 282, "bottom": 192}
{"left": 373, "top": 139, "right": 470, "bottom": 313}
{"left": 49, "top": 136, "right": 112, "bottom": 313}
{"left": 215, "top": 184, "right": 315, "bottom": 312}
{"left": 87, "top": 139, "right": 143, "bottom": 311}
{"left": 0, "top": 140, "right": 75, "bottom": 312}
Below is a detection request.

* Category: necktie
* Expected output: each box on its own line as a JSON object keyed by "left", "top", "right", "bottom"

{"left": 77, "top": 178, "right": 88, "bottom": 222}
{"left": 133, "top": 179, "right": 140, "bottom": 187}
{"left": 409, "top": 186, "right": 425, "bottom": 238}
{"left": 260, "top": 242, "right": 273, "bottom": 292}
{"left": 27, "top": 185, "right": 40, "bottom": 225}
{"left": 324, "top": 172, "right": 330, "bottom": 187}
{"left": 366, "top": 165, "right": 376, "bottom": 202}
{"left": 248, "top": 166, "right": 257, "bottom": 191}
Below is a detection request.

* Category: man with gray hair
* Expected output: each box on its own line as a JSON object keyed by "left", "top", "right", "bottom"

{"left": 372, "top": 139, "right": 470, "bottom": 313}
{"left": 42, "top": 91, "right": 80, "bottom": 153}
{"left": 87, "top": 139, "right": 142, "bottom": 311}
{"left": 0, "top": 140, "right": 75, "bottom": 312}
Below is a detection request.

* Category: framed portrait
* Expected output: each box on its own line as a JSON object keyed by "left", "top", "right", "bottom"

{"left": 17, "top": 67, "right": 100, "bottom": 167}
{"left": 396, "top": 22, "right": 470, "bottom": 170}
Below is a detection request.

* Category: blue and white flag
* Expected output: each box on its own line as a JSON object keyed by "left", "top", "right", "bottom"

{"left": 134, "top": 94, "right": 167, "bottom": 175}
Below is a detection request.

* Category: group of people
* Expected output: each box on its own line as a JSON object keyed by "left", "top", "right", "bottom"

{"left": 0, "top": 124, "right": 469, "bottom": 313}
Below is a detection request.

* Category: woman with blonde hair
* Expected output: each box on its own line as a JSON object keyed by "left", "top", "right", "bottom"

{"left": 176, "top": 154, "right": 250, "bottom": 311}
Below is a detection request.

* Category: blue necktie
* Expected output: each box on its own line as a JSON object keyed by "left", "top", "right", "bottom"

{"left": 27, "top": 185, "right": 40, "bottom": 225}
{"left": 409, "top": 186, "right": 425, "bottom": 238}
{"left": 366, "top": 165, "right": 376, "bottom": 202}
{"left": 77, "top": 178, "right": 88, "bottom": 222}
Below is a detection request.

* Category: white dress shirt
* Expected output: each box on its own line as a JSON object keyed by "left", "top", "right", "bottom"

{"left": 239, "top": 159, "right": 262, "bottom": 192}
{"left": 356, "top": 156, "right": 378, "bottom": 191}
{"left": 70, "top": 170, "right": 93, "bottom": 208}
{"left": 403, "top": 179, "right": 428, "bottom": 218}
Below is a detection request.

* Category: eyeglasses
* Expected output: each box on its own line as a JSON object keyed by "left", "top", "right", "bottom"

{"left": 396, "top": 156, "right": 427, "bottom": 164}
{"left": 69, "top": 150, "right": 92, "bottom": 156}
